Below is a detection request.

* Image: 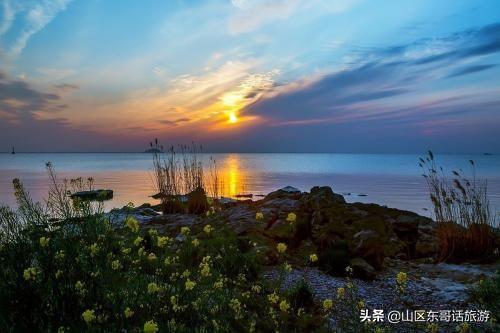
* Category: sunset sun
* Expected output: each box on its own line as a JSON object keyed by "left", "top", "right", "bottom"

{"left": 228, "top": 112, "right": 238, "bottom": 124}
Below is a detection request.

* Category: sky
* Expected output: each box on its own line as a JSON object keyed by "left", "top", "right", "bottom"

{"left": 0, "top": 0, "right": 499, "bottom": 153}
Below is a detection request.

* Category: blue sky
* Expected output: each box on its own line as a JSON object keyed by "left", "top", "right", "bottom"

{"left": 0, "top": 0, "right": 499, "bottom": 152}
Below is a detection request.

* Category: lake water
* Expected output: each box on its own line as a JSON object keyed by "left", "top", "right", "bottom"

{"left": 1, "top": 153, "right": 499, "bottom": 217}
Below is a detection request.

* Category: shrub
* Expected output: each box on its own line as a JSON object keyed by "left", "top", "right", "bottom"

{"left": 318, "top": 241, "right": 351, "bottom": 276}
{"left": 470, "top": 271, "right": 500, "bottom": 323}
{"left": 287, "top": 279, "right": 314, "bottom": 309}
{"left": 0, "top": 177, "right": 329, "bottom": 332}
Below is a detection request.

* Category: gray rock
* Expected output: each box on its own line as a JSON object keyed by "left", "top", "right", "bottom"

{"left": 219, "top": 205, "right": 262, "bottom": 235}
{"left": 350, "top": 257, "right": 376, "bottom": 280}
{"left": 352, "top": 229, "right": 385, "bottom": 269}
{"left": 280, "top": 186, "right": 301, "bottom": 193}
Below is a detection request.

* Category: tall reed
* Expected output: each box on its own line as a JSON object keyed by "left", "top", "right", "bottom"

{"left": 151, "top": 139, "right": 225, "bottom": 213}
{"left": 419, "top": 151, "right": 497, "bottom": 262}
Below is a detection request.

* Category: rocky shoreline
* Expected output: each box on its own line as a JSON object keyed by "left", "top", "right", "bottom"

{"left": 106, "top": 185, "right": 499, "bottom": 329}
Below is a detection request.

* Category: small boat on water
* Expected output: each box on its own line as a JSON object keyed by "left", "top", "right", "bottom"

{"left": 11, "top": 146, "right": 15, "bottom": 154}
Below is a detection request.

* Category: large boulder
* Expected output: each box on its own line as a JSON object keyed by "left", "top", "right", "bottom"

{"left": 300, "top": 186, "right": 346, "bottom": 214}
{"left": 218, "top": 204, "right": 264, "bottom": 235}
{"left": 264, "top": 186, "right": 302, "bottom": 201}
{"left": 352, "top": 229, "right": 385, "bottom": 269}
{"left": 415, "top": 220, "right": 439, "bottom": 258}
{"left": 350, "top": 257, "right": 376, "bottom": 280}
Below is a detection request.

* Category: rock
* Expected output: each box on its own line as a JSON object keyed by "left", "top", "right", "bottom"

{"left": 143, "top": 213, "right": 202, "bottom": 235}
{"left": 389, "top": 214, "right": 438, "bottom": 259}
{"left": 70, "top": 189, "right": 113, "bottom": 201}
{"left": 300, "top": 186, "right": 346, "bottom": 213}
{"left": 264, "top": 186, "right": 302, "bottom": 201}
{"left": 219, "top": 204, "right": 263, "bottom": 235}
{"left": 415, "top": 221, "right": 438, "bottom": 258}
{"left": 235, "top": 193, "right": 253, "bottom": 198}
{"left": 187, "top": 187, "right": 209, "bottom": 214}
{"left": 266, "top": 219, "right": 293, "bottom": 241}
{"left": 218, "top": 197, "right": 238, "bottom": 205}
{"left": 262, "top": 197, "right": 300, "bottom": 211}
{"left": 281, "top": 186, "right": 301, "bottom": 193}
{"left": 350, "top": 257, "right": 376, "bottom": 280}
{"left": 352, "top": 229, "right": 385, "bottom": 269}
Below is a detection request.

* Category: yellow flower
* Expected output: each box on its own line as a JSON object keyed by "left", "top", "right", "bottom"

{"left": 122, "top": 247, "right": 131, "bottom": 255}
{"left": 276, "top": 243, "right": 287, "bottom": 254}
{"left": 336, "top": 287, "right": 345, "bottom": 298}
{"left": 323, "top": 298, "right": 333, "bottom": 311}
{"left": 427, "top": 323, "right": 438, "bottom": 333}
{"left": 125, "top": 216, "right": 140, "bottom": 233}
{"left": 181, "top": 226, "right": 190, "bottom": 236}
{"left": 23, "top": 267, "right": 38, "bottom": 281}
{"left": 286, "top": 212, "right": 296, "bottom": 223}
{"left": 267, "top": 292, "right": 279, "bottom": 304}
{"left": 143, "top": 320, "right": 159, "bottom": 333}
{"left": 456, "top": 322, "right": 469, "bottom": 333}
{"left": 147, "top": 253, "right": 157, "bottom": 261}
{"left": 148, "top": 229, "right": 158, "bottom": 236}
{"left": 279, "top": 300, "right": 290, "bottom": 312}
{"left": 185, "top": 278, "right": 196, "bottom": 291}
{"left": 203, "top": 224, "right": 213, "bottom": 234}
{"left": 89, "top": 243, "right": 99, "bottom": 257}
{"left": 164, "top": 257, "right": 171, "bottom": 266}
{"left": 134, "top": 236, "right": 143, "bottom": 247}
{"left": 200, "top": 263, "right": 211, "bottom": 277}
{"left": 82, "top": 309, "right": 96, "bottom": 324}
{"left": 147, "top": 282, "right": 160, "bottom": 294}
{"left": 309, "top": 253, "right": 318, "bottom": 263}
{"left": 283, "top": 262, "right": 292, "bottom": 272}
{"left": 357, "top": 300, "right": 365, "bottom": 309}
{"left": 396, "top": 271, "right": 408, "bottom": 293}
{"left": 182, "top": 270, "right": 191, "bottom": 278}
{"left": 55, "top": 250, "right": 65, "bottom": 260}
{"left": 214, "top": 279, "right": 224, "bottom": 289}
{"left": 191, "top": 238, "right": 200, "bottom": 247}
{"left": 251, "top": 285, "right": 261, "bottom": 293}
{"left": 124, "top": 307, "right": 134, "bottom": 318}
{"left": 39, "top": 236, "right": 50, "bottom": 247}
{"left": 255, "top": 212, "right": 264, "bottom": 220}
{"left": 229, "top": 298, "right": 241, "bottom": 312}
{"left": 157, "top": 236, "right": 169, "bottom": 248}
{"left": 75, "top": 280, "right": 85, "bottom": 291}
{"left": 138, "top": 247, "right": 145, "bottom": 257}
{"left": 111, "top": 260, "right": 121, "bottom": 270}
{"left": 55, "top": 270, "right": 63, "bottom": 279}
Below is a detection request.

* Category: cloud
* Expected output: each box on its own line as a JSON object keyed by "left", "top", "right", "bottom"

{"left": 228, "top": 0, "right": 357, "bottom": 34}
{"left": 240, "top": 22, "right": 500, "bottom": 142}
{"left": 159, "top": 118, "right": 191, "bottom": 126}
{"left": 0, "top": 0, "right": 15, "bottom": 36}
{"left": 0, "top": 0, "right": 73, "bottom": 57}
{"left": 0, "top": 70, "right": 62, "bottom": 121}
{"left": 446, "top": 64, "right": 497, "bottom": 78}
{"left": 54, "top": 83, "right": 79, "bottom": 92}
{"left": 413, "top": 23, "right": 500, "bottom": 65}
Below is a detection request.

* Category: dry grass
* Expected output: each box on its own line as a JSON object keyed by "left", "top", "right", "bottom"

{"left": 150, "top": 139, "right": 223, "bottom": 213}
{"left": 420, "top": 151, "right": 498, "bottom": 262}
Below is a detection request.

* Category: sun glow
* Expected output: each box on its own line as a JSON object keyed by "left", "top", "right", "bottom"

{"left": 228, "top": 112, "right": 238, "bottom": 123}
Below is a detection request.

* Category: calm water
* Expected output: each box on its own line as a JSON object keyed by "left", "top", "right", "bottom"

{"left": 1, "top": 153, "right": 499, "bottom": 217}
